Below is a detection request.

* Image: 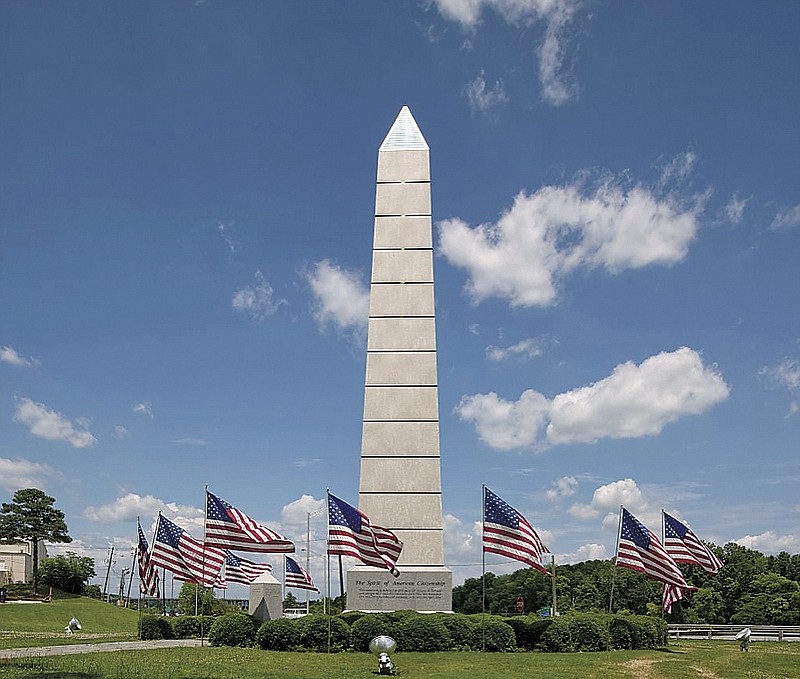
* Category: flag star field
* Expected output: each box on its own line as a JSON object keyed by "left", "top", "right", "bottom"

{"left": 1, "top": 1, "right": 799, "bottom": 595}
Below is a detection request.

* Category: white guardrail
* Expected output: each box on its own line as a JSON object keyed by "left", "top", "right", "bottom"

{"left": 668, "top": 624, "right": 800, "bottom": 642}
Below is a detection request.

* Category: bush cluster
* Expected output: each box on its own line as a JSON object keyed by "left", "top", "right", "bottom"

{"left": 137, "top": 610, "right": 668, "bottom": 652}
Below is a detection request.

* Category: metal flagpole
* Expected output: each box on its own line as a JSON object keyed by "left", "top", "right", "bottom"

{"left": 608, "top": 504, "right": 623, "bottom": 614}
{"left": 551, "top": 554, "right": 557, "bottom": 617}
{"left": 325, "top": 489, "right": 331, "bottom": 654}
{"left": 481, "top": 483, "right": 486, "bottom": 652}
{"left": 306, "top": 511, "right": 311, "bottom": 615}
{"left": 126, "top": 548, "right": 136, "bottom": 607}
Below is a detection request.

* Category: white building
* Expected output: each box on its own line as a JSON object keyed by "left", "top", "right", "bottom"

{"left": 0, "top": 541, "right": 47, "bottom": 585}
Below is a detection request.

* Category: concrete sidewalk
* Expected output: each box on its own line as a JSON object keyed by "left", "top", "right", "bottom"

{"left": 2, "top": 638, "right": 203, "bottom": 658}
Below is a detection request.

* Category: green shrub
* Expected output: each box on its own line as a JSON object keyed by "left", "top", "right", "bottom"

{"left": 396, "top": 614, "right": 451, "bottom": 652}
{"left": 172, "top": 616, "right": 201, "bottom": 639}
{"left": 338, "top": 610, "right": 364, "bottom": 626}
{"left": 350, "top": 614, "right": 397, "bottom": 652}
{"left": 528, "top": 618, "right": 554, "bottom": 648}
{"left": 502, "top": 617, "right": 532, "bottom": 650}
{"left": 569, "top": 615, "right": 611, "bottom": 651}
{"left": 299, "top": 615, "right": 351, "bottom": 652}
{"left": 138, "top": 615, "right": 174, "bottom": 640}
{"left": 626, "top": 615, "right": 666, "bottom": 649}
{"left": 540, "top": 616, "right": 574, "bottom": 652}
{"left": 482, "top": 619, "right": 516, "bottom": 652}
{"left": 609, "top": 615, "right": 635, "bottom": 649}
{"left": 386, "top": 609, "right": 418, "bottom": 623}
{"left": 438, "top": 613, "right": 479, "bottom": 650}
{"left": 208, "top": 613, "right": 258, "bottom": 647}
{"left": 257, "top": 619, "right": 301, "bottom": 651}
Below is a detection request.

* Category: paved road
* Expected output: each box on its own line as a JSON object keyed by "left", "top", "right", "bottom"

{"left": 2, "top": 639, "right": 203, "bottom": 658}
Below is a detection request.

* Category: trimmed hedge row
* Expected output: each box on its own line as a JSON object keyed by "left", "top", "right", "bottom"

{"left": 140, "top": 611, "right": 667, "bottom": 653}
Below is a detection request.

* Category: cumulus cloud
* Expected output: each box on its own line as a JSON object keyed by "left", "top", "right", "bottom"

{"left": 770, "top": 204, "right": 800, "bottom": 230}
{"left": 84, "top": 492, "right": 202, "bottom": 527}
{"left": 465, "top": 70, "right": 508, "bottom": 112}
{"left": 432, "top": 0, "right": 583, "bottom": 105}
{"left": 232, "top": 270, "right": 286, "bottom": 321}
{"left": 0, "top": 457, "right": 59, "bottom": 492}
{"left": 1, "top": 346, "right": 37, "bottom": 367}
{"left": 439, "top": 169, "right": 704, "bottom": 308}
{"left": 305, "top": 260, "right": 369, "bottom": 338}
{"left": 457, "top": 347, "right": 728, "bottom": 450}
{"left": 13, "top": 397, "right": 97, "bottom": 448}
{"left": 568, "top": 478, "right": 652, "bottom": 529}
{"left": 280, "top": 494, "right": 326, "bottom": 527}
{"left": 735, "top": 531, "right": 800, "bottom": 555}
{"left": 132, "top": 401, "right": 153, "bottom": 418}
{"left": 557, "top": 542, "right": 608, "bottom": 564}
{"left": 545, "top": 476, "right": 578, "bottom": 502}
{"left": 486, "top": 336, "right": 549, "bottom": 362}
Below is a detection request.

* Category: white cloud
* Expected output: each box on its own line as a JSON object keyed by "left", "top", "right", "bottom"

{"left": 465, "top": 70, "right": 508, "bottom": 112}
{"left": 113, "top": 425, "right": 130, "bottom": 440}
{"left": 545, "top": 476, "right": 578, "bottom": 502}
{"left": 173, "top": 437, "right": 210, "bottom": 446}
{"left": 760, "top": 358, "right": 800, "bottom": 391}
{"left": 724, "top": 194, "right": 748, "bottom": 223}
{"left": 280, "top": 494, "right": 326, "bottom": 527}
{"left": 84, "top": 492, "right": 202, "bottom": 527}
{"left": 217, "top": 220, "right": 237, "bottom": 253}
{"left": 439, "top": 172, "right": 703, "bottom": 308}
{"left": 13, "top": 397, "right": 97, "bottom": 448}
{"left": 1, "top": 346, "right": 37, "bottom": 367}
{"left": 132, "top": 401, "right": 153, "bottom": 418}
{"left": 232, "top": 270, "right": 286, "bottom": 321}
{"left": 305, "top": 260, "right": 369, "bottom": 338}
{"left": 486, "top": 337, "right": 548, "bottom": 362}
{"left": 0, "top": 457, "right": 59, "bottom": 492}
{"left": 432, "top": 0, "right": 583, "bottom": 105}
{"left": 770, "top": 204, "right": 800, "bottom": 230}
{"left": 735, "top": 531, "right": 800, "bottom": 555}
{"left": 458, "top": 347, "right": 728, "bottom": 450}
{"left": 557, "top": 542, "right": 608, "bottom": 564}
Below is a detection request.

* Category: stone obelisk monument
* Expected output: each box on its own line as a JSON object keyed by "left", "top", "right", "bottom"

{"left": 346, "top": 106, "right": 452, "bottom": 612}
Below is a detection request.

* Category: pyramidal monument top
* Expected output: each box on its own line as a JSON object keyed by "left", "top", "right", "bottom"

{"left": 379, "top": 106, "right": 429, "bottom": 151}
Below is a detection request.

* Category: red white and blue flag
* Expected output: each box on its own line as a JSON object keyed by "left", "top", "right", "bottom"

{"left": 285, "top": 555, "right": 318, "bottom": 592}
{"left": 662, "top": 583, "right": 688, "bottom": 613}
{"left": 483, "top": 486, "right": 550, "bottom": 574}
{"left": 137, "top": 517, "right": 160, "bottom": 597}
{"left": 215, "top": 551, "right": 272, "bottom": 587}
{"left": 663, "top": 511, "right": 724, "bottom": 574}
{"left": 150, "top": 513, "right": 225, "bottom": 587}
{"left": 327, "top": 493, "right": 402, "bottom": 577}
{"left": 205, "top": 490, "right": 294, "bottom": 554}
{"left": 616, "top": 508, "right": 690, "bottom": 588}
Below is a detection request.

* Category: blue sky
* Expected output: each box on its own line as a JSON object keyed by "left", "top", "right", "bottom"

{"left": 2, "top": 1, "right": 799, "bottom": 596}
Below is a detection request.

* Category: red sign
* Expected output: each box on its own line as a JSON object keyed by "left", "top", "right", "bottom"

{"left": 515, "top": 596, "right": 524, "bottom": 613}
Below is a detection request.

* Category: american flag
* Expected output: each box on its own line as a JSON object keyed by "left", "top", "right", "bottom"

{"left": 327, "top": 493, "right": 402, "bottom": 577}
{"left": 662, "top": 583, "right": 687, "bottom": 614}
{"left": 285, "top": 555, "right": 318, "bottom": 592}
{"left": 483, "top": 487, "right": 550, "bottom": 574}
{"left": 663, "top": 511, "right": 724, "bottom": 574}
{"left": 150, "top": 513, "right": 225, "bottom": 587}
{"left": 137, "top": 518, "right": 160, "bottom": 597}
{"left": 215, "top": 551, "right": 272, "bottom": 587}
{"left": 616, "top": 508, "right": 690, "bottom": 588}
{"left": 205, "top": 491, "right": 294, "bottom": 553}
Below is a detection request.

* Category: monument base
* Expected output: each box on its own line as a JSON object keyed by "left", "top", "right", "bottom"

{"left": 346, "top": 565, "right": 452, "bottom": 613}
{"left": 249, "top": 572, "right": 282, "bottom": 622}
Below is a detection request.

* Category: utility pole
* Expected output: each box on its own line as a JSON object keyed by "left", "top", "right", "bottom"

{"left": 102, "top": 546, "right": 115, "bottom": 603}
{"left": 119, "top": 568, "right": 129, "bottom": 606}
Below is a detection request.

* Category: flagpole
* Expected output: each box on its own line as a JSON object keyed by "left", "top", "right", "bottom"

{"left": 137, "top": 516, "right": 143, "bottom": 635}
{"left": 481, "top": 484, "right": 486, "bottom": 653}
{"left": 551, "top": 554, "right": 557, "bottom": 617}
{"left": 306, "top": 511, "right": 311, "bottom": 615}
{"left": 325, "top": 489, "right": 331, "bottom": 654}
{"left": 608, "top": 504, "right": 623, "bottom": 614}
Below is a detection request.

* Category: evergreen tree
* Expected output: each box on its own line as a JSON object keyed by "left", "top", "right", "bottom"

{"left": 0, "top": 488, "right": 71, "bottom": 592}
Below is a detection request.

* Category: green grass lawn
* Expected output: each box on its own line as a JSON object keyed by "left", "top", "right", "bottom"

{"left": 0, "top": 594, "right": 138, "bottom": 648}
{"left": 0, "top": 641, "right": 797, "bottom": 679}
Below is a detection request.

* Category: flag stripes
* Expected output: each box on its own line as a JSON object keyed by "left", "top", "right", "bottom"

{"left": 205, "top": 491, "right": 294, "bottom": 553}
{"left": 483, "top": 486, "right": 550, "bottom": 574}
{"left": 285, "top": 555, "right": 318, "bottom": 592}
{"left": 137, "top": 518, "right": 160, "bottom": 597}
{"left": 150, "top": 513, "right": 225, "bottom": 587}
{"left": 663, "top": 511, "right": 724, "bottom": 574}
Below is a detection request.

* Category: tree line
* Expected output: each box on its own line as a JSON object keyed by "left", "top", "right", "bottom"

{"left": 454, "top": 542, "right": 800, "bottom": 625}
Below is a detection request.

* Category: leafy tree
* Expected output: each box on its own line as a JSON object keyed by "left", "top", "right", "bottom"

{"left": 283, "top": 591, "right": 300, "bottom": 610}
{"left": 686, "top": 587, "right": 725, "bottom": 623}
{"left": 37, "top": 552, "right": 96, "bottom": 594}
{"left": 0, "top": 488, "right": 71, "bottom": 591}
{"left": 177, "top": 581, "right": 220, "bottom": 615}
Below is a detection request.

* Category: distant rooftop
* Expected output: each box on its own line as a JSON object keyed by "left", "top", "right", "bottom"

{"left": 380, "top": 106, "right": 428, "bottom": 151}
